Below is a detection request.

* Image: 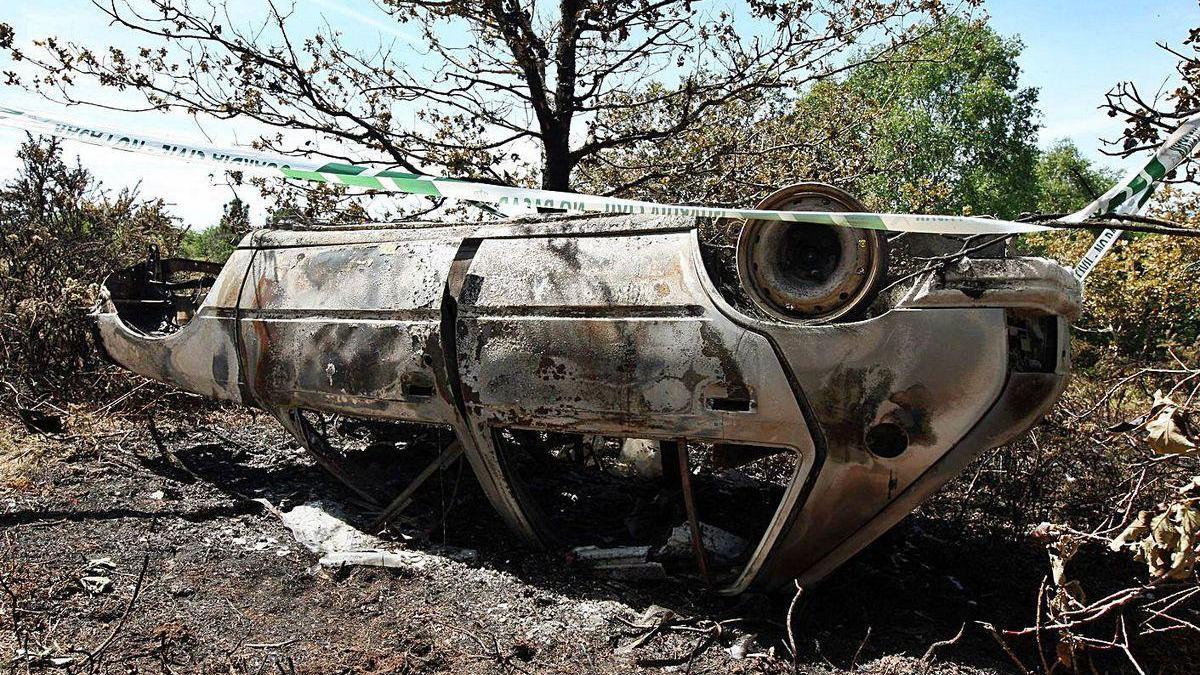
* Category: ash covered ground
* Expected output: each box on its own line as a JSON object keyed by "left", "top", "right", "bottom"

{"left": 1, "top": 404, "right": 1059, "bottom": 674}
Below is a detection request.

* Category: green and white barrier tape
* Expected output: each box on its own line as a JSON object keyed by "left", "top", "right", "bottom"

{"left": 1, "top": 104, "right": 1196, "bottom": 254}
{"left": 1067, "top": 113, "right": 1200, "bottom": 282}
{"left": 0, "top": 104, "right": 1048, "bottom": 236}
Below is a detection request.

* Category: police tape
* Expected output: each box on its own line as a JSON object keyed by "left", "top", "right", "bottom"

{"left": 0, "top": 104, "right": 1050, "bottom": 236}
{"left": 1066, "top": 113, "right": 1200, "bottom": 281}
{"left": 2, "top": 104, "right": 1197, "bottom": 251}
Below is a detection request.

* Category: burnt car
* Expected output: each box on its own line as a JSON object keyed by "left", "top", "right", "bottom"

{"left": 94, "top": 184, "right": 1080, "bottom": 593}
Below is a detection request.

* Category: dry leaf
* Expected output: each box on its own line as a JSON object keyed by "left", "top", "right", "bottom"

{"left": 1048, "top": 537, "right": 1079, "bottom": 586}
{"left": 1169, "top": 506, "right": 1200, "bottom": 580}
{"left": 1110, "top": 511, "right": 1152, "bottom": 552}
{"left": 1178, "top": 476, "right": 1200, "bottom": 495}
{"left": 1145, "top": 390, "right": 1196, "bottom": 455}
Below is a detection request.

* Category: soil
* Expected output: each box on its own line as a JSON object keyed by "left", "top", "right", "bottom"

{"left": 0, "top": 403, "right": 1107, "bottom": 674}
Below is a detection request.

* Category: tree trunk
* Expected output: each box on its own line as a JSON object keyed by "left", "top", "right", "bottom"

{"left": 541, "top": 127, "right": 573, "bottom": 192}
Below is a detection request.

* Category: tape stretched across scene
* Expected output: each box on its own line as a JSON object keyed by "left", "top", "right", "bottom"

{"left": 1067, "top": 113, "right": 1200, "bottom": 282}
{"left": 0, "top": 104, "right": 1051, "bottom": 236}
{"left": 2, "top": 103, "right": 1197, "bottom": 248}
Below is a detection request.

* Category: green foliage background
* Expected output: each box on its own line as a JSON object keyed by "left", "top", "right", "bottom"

{"left": 576, "top": 18, "right": 1044, "bottom": 218}
{"left": 180, "top": 197, "right": 250, "bottom": 262}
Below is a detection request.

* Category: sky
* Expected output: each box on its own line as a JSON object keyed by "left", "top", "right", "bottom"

{"left": 0, "top": 0, "right": 1195, "bottom": 230}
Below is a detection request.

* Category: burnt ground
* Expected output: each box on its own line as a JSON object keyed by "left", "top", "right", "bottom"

{"left": 0, "top": 404, "right": 1113, "bottom": 674}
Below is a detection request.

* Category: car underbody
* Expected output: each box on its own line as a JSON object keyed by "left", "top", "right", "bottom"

{"left": 93, "top": 185, "right": 1081, "bottom": 593}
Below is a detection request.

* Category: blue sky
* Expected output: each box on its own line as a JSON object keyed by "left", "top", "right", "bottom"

{"left": 0, "top": 0, "right": 1195, "bottom": 229}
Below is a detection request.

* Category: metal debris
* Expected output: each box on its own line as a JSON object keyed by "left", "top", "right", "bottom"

{"left": 570, "top": 545, "right": 667, "bottom": 581}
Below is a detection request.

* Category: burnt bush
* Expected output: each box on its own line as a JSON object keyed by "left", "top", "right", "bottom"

{"left": 0, "top": 135, "right": 183, "bottom": 397}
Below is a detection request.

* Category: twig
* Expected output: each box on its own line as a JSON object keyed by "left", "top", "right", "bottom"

{"left": 245, "top": 639, "right": 298, "bottom": 649}
{"left": 878, "top": 234, "right": 1015, "bottom": 296}
{"left": 1118, "top": 615, "right": 1147, "bottom": 675}
{"left": 93, "top": 379, "right": 151, "bottom": 416}
{"left": 1021, "top": 212, "right": 1200, "bottom": 237}
{"left": 848, "top": 626, "right": 871, "bottom": 670}
{"left": 87, "top": 552, "right": 151, "bottom": 667}
{"left": 431, "top": 620, "right": 533, "bottom": 675}
{"left": 921, "top": 623, "right": 965, "bottom": 663}
{"left": 1006, "top": 586, "right": 1144, "bottom": 635}
{"left": 1035, "top": 579, "right": 1051, "bottom": 675}
{"left": 979, "top": 622, "right": 1032, "bottom": 674}
{"left": 147, "top": 417, "right": 198, "bottom": 483}
{"left": 634, "top": 621, "right": 723, "bottom": 671}
{"left": 1071, "top": 367, "right": 1196, "bottom": 420}
{"left": 0, "top": 574, "right": 18, "bottom": 632}
{"left": 785, "top": 580, "right": 803, "bottom": 671}
{"left": 1141, "top": 586, "right": 1200, "bottom": 634}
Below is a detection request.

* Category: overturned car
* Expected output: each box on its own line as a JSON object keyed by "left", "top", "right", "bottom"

{"left": 94, "top": 184, "right": 1080, "bottom": 593}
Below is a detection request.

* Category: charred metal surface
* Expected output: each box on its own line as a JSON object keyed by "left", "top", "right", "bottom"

{"left": 95, "top": 249, "right": 248, "bottom": 403}
{"left": 94, "top": 210, "right": 1081, "bottom": 594}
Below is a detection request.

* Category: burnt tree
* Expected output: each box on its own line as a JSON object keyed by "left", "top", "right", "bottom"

{"left": 1103, "top": 19, "right": 1200, "bottom": 184}
{"left": 6, "top": 0, "right": 958, "bottom": 199}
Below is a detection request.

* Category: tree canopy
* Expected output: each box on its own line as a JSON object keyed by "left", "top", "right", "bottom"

{"left": 576, "top": 17, "right": 1042, "bottom": 218}
{"left": 4, "top": 0, "right": 960, "bottom": 204}
{"left": 1034, "top": 140, "right": 1118, "bottom": 215}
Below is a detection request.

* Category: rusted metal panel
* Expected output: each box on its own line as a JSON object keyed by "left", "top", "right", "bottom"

{"left": 753, "top": 309, "right": 1009, "bottom": 588}
{"left": 235, "top": 237, "right": 460, "bottom": 423}
{"left": 457, "top": 232, "right": 808, "bottom": 442}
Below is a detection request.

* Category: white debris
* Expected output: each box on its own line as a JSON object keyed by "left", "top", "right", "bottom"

{"left": 279, "top": 500, "right": 448, "bottom": 573}
{"left": 618, "top": 438, "right": 663, "bottom": 478}
{"left": 571, "top": 545, "right": 667, "bottom": 580}
{"left": 78, "top": 558, "right": 116, "bottom": 594}
{"left": 84, "top": 557, "right": 115, "bottom": 572}
{"left": 727, "top": 633, "right": 758, "bottom": 660}
{"left": 248, "top": 537, "right": 278, "bottom": 552}
{"left": 280, "top": 501, "right": 386, "bottom": 554}
{"left": 12, "top": 648, "right": 75, "bottom": 667}
{"left": 657, "top": 522, "right": 748, "bottom": 566}
{"left": 79, "top": 576, "right": 111, "bottom": 594}
{"left": 319, "top": 550, "right": 428, "bottom": 571}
